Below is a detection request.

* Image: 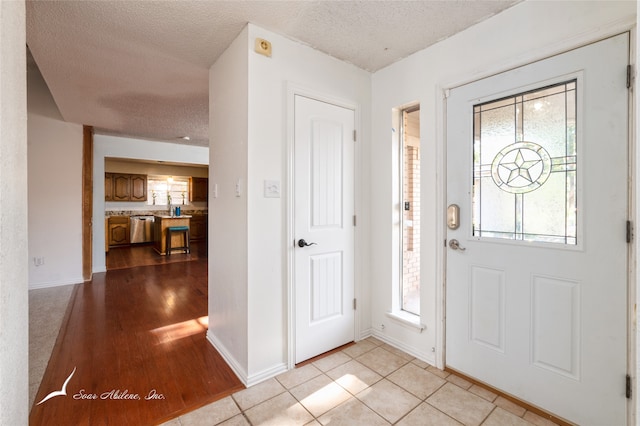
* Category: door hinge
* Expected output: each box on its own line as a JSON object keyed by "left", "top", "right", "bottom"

{"left": 353, "top": 298, "right": 357, "bottom": 310}
{"left": 627, "top": 220, "right": 633, "bottom": 243}
{"left": 627, "top": 374, "right": 632, "bottom": 399}
{"left": 353, "top": 130, "right": 357, "bottom": 142}
{"left": 353, "top": 215, "right": 356, "bottom": 226}
{"left": 627, "top": 65, "right": 633, "bottom": 89}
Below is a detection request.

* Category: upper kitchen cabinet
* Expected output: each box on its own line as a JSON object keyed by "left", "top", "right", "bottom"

{"left": 130, "top": 174, "right": 147, "bottom": 201}
{"left": 190, "top": 177, "right": 208, "bottom": 202}
{"left": 105, "top": 173, "right": 114, "bottom": 201}
{"left": 105, "top": 173, "right": 147, "bottom": 202}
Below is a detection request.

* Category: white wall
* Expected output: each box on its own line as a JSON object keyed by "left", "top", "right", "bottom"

{"left": 208, "top": 26, "right": 250, "bottom": 380}
{"left": 28, "top": 49, "right": 84, "bottom": 290}
{"left": 209, "top": 23, "right": 371, "bottom": 385}
{"left": 370, "top": 1, "right": 636, "bottom": 367}
{"left": 0, "top": 1, "right": 29, "bottom": 424}
{"left": 93, "top": 134, "right": 209, "bottom": 272}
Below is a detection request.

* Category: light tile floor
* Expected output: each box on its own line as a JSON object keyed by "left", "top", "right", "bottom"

{"left": 162, "top": 337, "right": 560, "bottom": 426}
{"left": 29, "top": 283, "right": 76, "bottom": 408}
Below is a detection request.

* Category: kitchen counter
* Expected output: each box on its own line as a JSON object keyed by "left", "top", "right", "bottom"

{"left": 153, "top": 215, "right": 191, "bottom": 255}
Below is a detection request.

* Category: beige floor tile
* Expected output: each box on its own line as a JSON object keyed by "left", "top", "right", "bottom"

{"left": 410, "top": 358, "right": 430, "bottom": 369}
{"left": 312, "top": 351, "right": 351, "bottom": 372}
{"left": 277, "top": 364, "right": 323, "bottom": 389}
{"left": 387, "top": 363, "right": 446, "bottom": 399}
{"left": 341, "top": 340, "right": 377, "bottom": 358}
{"left": 232, "top": 378, "right": 286, "bottom": 411}
{"left": 290, "top": 374, "right": 352, "bottom": 417}
{"left": 356, "top": 346, "right": 409, "bottom": 376}
{"left": 356, "top": 379, "right": 421, "bottom": 423}
{"left": 468, "top": 384, "right": 498, "bottom": 402}
{"left": 380, "top": 343, "right": 415, "bottom": 361}
{"left": 484, "top": 407, "right": 534, "bottom": 426}
{"left": 318, "top": 397, "right": 389, "bottom": 426}
{"left": 304, "top": 420, "right": 322, "bottom": 426}
{"left": 427, "top": 383, "right": 495, "bottom": 426}
{"left": 243, "top": 392, "right": 313, "bottom": 426}
{"left": 446, "top": 374, "right": 473, "bottom": 390}
{"left": 326, "top": 360, "right": 382, "bottom": 395}
{"left": 159, "top": 418, "right": 182, "bottom": 426}
{"left": 523, "top": 411, "right": 560, "bottom": 426}
{"left": 396, "top": 402, "right": 463, "bottom": 426}
{"left": 426, "top": 365, "right": 450, "bottom": 379}
{"left": 179, "top": 396, "right": 240, "bottom": 426}
{"left": 494, "top": 396, "right": 526, "bottom": 417}
{"left": 363, "top": 336, "right": 384, "bottom": 346}
{"left": 219, "top": 414, "right": 250, "bottom": 426}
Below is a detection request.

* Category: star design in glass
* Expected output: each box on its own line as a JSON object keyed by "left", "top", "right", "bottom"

{"left": 498, "top": 149, "right": 542, "bottom": 184}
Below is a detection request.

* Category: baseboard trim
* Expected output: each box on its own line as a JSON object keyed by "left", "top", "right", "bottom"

{"left": 206, "top": 331, "right": 248, "bottom": 385}
{"left": 370, "top": 329, "right": 435, "bottom": 365}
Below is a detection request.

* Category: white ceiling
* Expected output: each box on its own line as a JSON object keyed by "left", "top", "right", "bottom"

{"left": 26, "top": 0, "right": 519, "bottom": 146}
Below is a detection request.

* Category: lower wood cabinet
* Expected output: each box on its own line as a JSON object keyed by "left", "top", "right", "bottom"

{"left": 190, "top": 215, "right": 207, "bottom": 241}
{"left": 108, "top": 216, "right": 130, "bottom": 246}
{"left": 190, "top": 177, "right": 208, "bottom": 202}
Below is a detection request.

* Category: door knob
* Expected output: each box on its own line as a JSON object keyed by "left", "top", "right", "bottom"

{"left": 297, "top": 239, "right": 317, "bottom": 248}
{"left": 448, "top": 239, "right": 466, "bottom": 251}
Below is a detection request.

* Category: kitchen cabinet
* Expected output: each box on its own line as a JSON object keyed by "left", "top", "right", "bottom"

{"left": 108, "top": 216, "right": 130, "bottom": 246}
{"left": 130, "top": 174, "right": 147, "bottom": 201}
{"left": 190, "top": 215, "right": 207, "bottom": 241}
{"left": 105, "top": 173, "right": 114, "bottom": 201}
{"left": 190, "top": 177, "right": 208, "bottom": 202}
{"left": 105, "top": 173, "right": 147, "bottom": 201}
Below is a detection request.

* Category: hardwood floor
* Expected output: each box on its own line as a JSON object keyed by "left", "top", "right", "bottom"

{"left": 106, "top": 241, "right": 207, "bottom": 271}
{"left": 30, "top": 253, "right": 244, "bottom": 426}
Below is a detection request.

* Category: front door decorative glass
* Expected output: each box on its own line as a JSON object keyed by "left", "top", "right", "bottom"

{"left": 472, "top": 80, "right": 577, "bottom": 244}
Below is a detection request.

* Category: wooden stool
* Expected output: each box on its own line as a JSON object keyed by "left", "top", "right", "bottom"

{"left": 166, "top": 226, "right": 190, "bottom": 255}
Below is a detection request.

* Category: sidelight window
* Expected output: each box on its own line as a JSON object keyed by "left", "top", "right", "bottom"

{"left": 400, "top": 107, "right": 421, "bottom": 315}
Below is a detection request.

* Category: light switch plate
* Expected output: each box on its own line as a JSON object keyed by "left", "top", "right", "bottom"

{"left": 264, "top": 180, "right": 280, "bottom": 198}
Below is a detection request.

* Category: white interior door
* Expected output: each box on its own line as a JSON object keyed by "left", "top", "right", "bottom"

{"left": 446, "top": 34, "right": 629, "bottom": 425}
{"left": 294, "top": 95, "right": 355, "bottom": 364}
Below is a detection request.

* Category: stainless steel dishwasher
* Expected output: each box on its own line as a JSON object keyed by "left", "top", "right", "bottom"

{"left": 130, "top": 216, "right": 155, "bottom": 244}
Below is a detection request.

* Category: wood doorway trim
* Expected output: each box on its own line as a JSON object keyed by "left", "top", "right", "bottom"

{"left": 82, "top": 125, "right": 93, "bottom": 282}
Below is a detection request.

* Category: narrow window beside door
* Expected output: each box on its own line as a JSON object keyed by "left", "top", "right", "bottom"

{"left": 401, "top": 107, "right": 421, "bottom": 315}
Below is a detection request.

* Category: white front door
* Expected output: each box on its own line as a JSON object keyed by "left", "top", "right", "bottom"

{"left": 294, "top": 95, "right": 355, "bottom": 364}
{"left": 446, "top": 34, "right": 629, "bottom": 425}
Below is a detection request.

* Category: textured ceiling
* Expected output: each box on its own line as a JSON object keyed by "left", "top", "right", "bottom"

{"left": 26, "top": 0, "right": 519, "bottom": 146}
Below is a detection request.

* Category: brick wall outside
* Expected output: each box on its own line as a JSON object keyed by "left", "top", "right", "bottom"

{"left": 402, "top": 110, "right": 420, "bottom": 313}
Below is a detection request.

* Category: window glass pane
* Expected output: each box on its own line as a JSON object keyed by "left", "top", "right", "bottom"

{"left": 472, "top": 80, "right": 577, "bottom": 245}
{"left": 401, "top": 108, "right": 420, "bottom": 316}
{"left": 147, "top": 176, "right": 189, "bottom": 206}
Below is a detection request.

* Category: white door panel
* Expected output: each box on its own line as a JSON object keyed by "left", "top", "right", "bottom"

{"left": 446, "top": 34, "right": 629, "bottom": 425}
{"left": 294, "top": 95, "right": 355, "bottom": 363}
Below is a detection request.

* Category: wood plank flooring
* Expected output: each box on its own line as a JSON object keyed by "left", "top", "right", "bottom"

{"left": 106, "top": 241, "right": 207, "bottom": 271}
{"left": 30, "top": 251, "right": 244, "bottom": 426}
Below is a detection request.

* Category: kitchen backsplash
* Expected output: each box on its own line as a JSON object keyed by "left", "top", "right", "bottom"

{"left": 106, "top": 209, "right": 207, "bottom": 217}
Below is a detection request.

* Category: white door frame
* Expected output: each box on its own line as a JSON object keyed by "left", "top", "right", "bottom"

{"left": 285, "top": 83, "right": 362, "bottom": 369}
{"left": 435, "top": 29, "right": 637, "bottom": 423}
